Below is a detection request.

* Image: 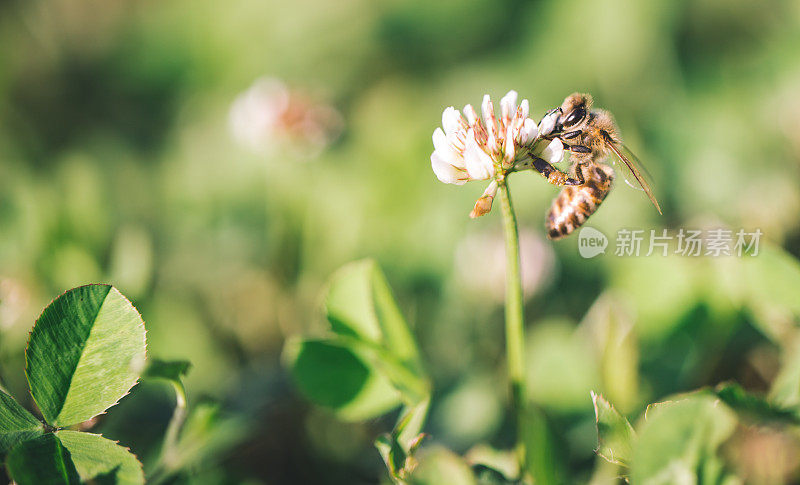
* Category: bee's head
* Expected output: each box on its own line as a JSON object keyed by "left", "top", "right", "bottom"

{"left": 557, "top": 93, "right": 593, "bottom": 131}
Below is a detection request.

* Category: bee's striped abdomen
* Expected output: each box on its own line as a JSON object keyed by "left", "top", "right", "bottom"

{"left": 545, "top": 163, "right": 614, "bottom": 240}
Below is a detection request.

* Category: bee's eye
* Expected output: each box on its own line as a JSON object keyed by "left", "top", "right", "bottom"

{"left": 563, "top": 106, "right": 586, "bottom": 127}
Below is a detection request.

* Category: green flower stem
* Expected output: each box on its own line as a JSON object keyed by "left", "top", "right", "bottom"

{"left": 497, "top": 178, "right": 528, "bottom": 475}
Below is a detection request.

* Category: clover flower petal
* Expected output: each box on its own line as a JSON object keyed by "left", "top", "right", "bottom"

{"left": 540, "top": 138, "right": 564, "bottom": 164}
{"left": 538, "top": 109, "right": 559, "bottom": 137}
{"left": 519, "top": 99, "right": 530, "bottom": 120}
{"left": 500, "top": 90, "right": 518, "bottom": 123}
{"left": 518, "top": 118, "right": 538, "bottom": 146}
{"left": 432, "top": 128, "right": 464, "bottom": 168}
{"left": 464, "top": 131, "right": 496, "bottom": 180}
{"left": 463, "top": 104, "right": 479, "bottom": 127}
{"left": 442, "top": 107, "right": 463, "bottom": 136}
{"left": 431, "top": 151, "right": 469, "bottom": 185}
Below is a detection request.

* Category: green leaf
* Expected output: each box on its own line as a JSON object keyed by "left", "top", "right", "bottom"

{"left": 395, "top": 398, "right": 429, "bottom": 451}
{"left": 143, "top": 358, "right": 191, "bottom": 405}
{"left": 0, "top": 389, "right": 44, "bottom": 453}
{"left": 631, "top": 393, "right": 737, "bottom": 484}
{"left": 770, "top": 335, "right": 800, "bottom": 408}
{"left": 407, "top": 446, "right": 476, "bottom": 485}
{"left": 285, "top": 337, "right": 401, "bottom": 421}
{"left": 26, "top": 285, "right": 147, "bottom": 426}
{"left": 742, "top": 245, "right": 800, "bottom": 315}
{"left": 591, "top": 391, "right": 635, "bottom": 467}
{"left": 170, "top": 402, "right": 247, "bottom": 472}
{"left": 326, "top": 260, "right": 381, "bottom": 342}
{"left": 720, "top": 245, "right": 800, "bottom": 341}
{"left": 57, "top": 430, "right": 144, "bottom": 484}
{"left": 143, "top": 359, "right": 191, "bottom": 385}
{"left": 714, "top": 382, "right": 800, "bottom": 425}
{"left": 473, "top": 464, "right": 514, "bottom": 485}
{"left": 526, "top": 321, "right": 600, "bottom": 412}
{"left": 582, "top": 294, "right": 639, "bottom": 413}
{"left": 296, "top": 260, "right": 430, "bottom": 413}
{"left": 465, "top": 446, "right": 517, "bottom": 485}
{"left": 376, "top": 398, "right": 430, "bottom": 480}
{"left": 6, "top": 434, "right": 80, "bottom": 485}
{"left": 369, "top": 262, "right": 421, "bottom": 365}
{"left": 375, "top": 433, "right": 407, "bottom": 479}
{"left": 325, "top": 260, "right": 421, "bottom": 366}
{"left": 608, "top": 255, "right": 702, "bottom": 342}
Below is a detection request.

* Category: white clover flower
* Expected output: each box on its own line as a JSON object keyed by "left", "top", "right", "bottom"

{"left": 230, "top": 77, "right": 289, "bottom": 152}
{"left": 229, "top": 76, "right": 342, "bottom": 156}
{"left": 431, "top": 90, "right": 566, "bottom": 217}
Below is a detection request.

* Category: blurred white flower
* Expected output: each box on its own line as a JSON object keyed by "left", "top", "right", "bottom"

{"left": 229, "top": 77, "right": 287, "bottom": 151}
{"left": 431, "top": 90, "right": 564, "bottom": 217}
{"left": 229, "top": 77, "right": 342, "bottom": 155}
{"left": 454, "top": 229, "right": 555, "bottom": 303}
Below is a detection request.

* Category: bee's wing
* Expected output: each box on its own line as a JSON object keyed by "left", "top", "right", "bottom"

{"left": 604, "top": 137, "right": 662, "bottom": 214}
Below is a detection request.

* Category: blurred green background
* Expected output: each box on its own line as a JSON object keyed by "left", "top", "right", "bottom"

{"left": 1, "top": 0, "right": 799, "bottom": 482}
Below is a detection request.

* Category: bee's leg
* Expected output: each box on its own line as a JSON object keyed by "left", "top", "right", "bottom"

{"left": 563, "top": 144, "right": 592, "bottom": 154}
{"left": 541, "top": 130, "right": 581, "bottom": 142}
{"left": 527, "top": 156, "right": 584, "bottom": 186}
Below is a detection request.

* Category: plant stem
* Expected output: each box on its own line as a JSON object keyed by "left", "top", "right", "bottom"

{"left": 497, "top": 179, "right": 528, "bottom": 476}
{"left": 149, "top": 382, "right": 188, "bottom": 485}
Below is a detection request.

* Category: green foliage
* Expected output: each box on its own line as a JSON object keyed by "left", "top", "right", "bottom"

{"left": 0, "top": 285, "right": 148, "bottom": 484}
{"left": 714, "top": 382, "right": 800, "bottom": 425}
{"left": 169, "top": 402, "right": 248, "bottom": 471}
{"left": 287, "top": 260, "right": 430, "bottom": 418}
{"left": 526, "top": 321, "right": 600, "bottom": 412}
{"left": 739, "top": 245, "right": 800, "bottom": 316}
{"left": 287, "top": 338, "right": 402, "bottom": 420}
{"left": 770, "top": 335, "right": 800, "bottom": 408}
{"left": 142, "top": 357, "right": 246, "bottom": 483}
{"left": 57, "top": 431, "right": 144, "bottom": 485}
{"left": 297, "top": 252, "right": 800, "bottom": 483}
{"left": 594, "top": 384, "right": 800, "bottom": 483}
{"left": 143, "top": 359, "right": 192, "bottom": 386}
{"left": 27, "top": 284, "right": 146, "bottom": 426}
{"left": 5, "top": 434, "right": 80, "bottom": 485}
{"left": 143, "top": 358, "right": 192, "bottom": 411}
{"left": 591, "top": 391, "right": 635, "bottom": 467}
{"left": 375, "top": 433, "right": 408, "bottom": 479}
{"left": 631, "top": 394, "right": 737, "bottom": 484}
{"left": 289, "top": 260, "right": 432, "bottom": 481}
{"left": 717, "top": 245, "right": 800, "bottom": 341}
{"left": 522, "top": 406, "right": 559, "bottom": 484}
{"left": 0, "top": 390, "right": 44, "bottom": 453}
{"left": 406, "top": 446, "right": 475, "bottom": 485}
{"left": 324, "top": 260, "right": 428, "bottom": 401}
{"left": 375, "top": 398, "right": 429, "bottom": 480}
{"left": 3, "top": 0, "right": 799, "bottom": 481}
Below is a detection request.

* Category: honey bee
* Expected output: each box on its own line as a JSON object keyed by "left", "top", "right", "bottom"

{"left": 528, "top": 93, "right": 661, "bottom": 240}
